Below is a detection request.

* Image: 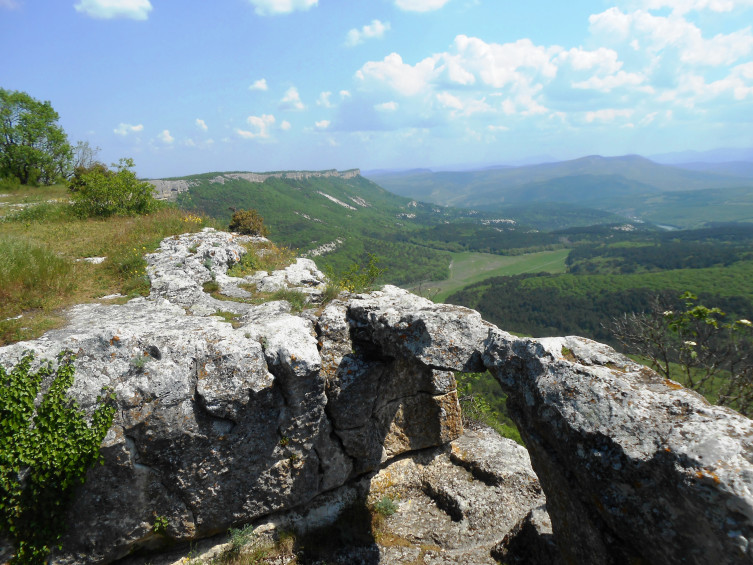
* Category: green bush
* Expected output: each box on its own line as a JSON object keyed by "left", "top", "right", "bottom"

{"left": 70, "top": 158, "right": 158, "bottom": 218}
{"left": 326, "top": 253, "right": 384, "bottom": 293}
{"left": 228, "top": 209, "right": 268, "bottom": 237}
{"left": 0, "top": 351, "right": 116, "bottom": 564}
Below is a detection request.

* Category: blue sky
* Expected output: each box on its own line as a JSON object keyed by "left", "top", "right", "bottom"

{"left": 1, "top": 0, "right": 752, "bottom": 177}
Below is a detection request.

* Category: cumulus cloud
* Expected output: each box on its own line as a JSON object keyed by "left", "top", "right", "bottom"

{"left": 345, "top": 19, "right": 390, "bottom": 47}
{"left": 356, "top": 52, "right": 439, "bottom": 96}
{"left": 279, "top": 86, "right": 305, "bottom": 110}
{"left": 195, "top": 118, "right": 208, "bottom": 131}
{"left": 246, "top": 0, "right": 317, "bottom": 16}
{"left": 317, "top": 91, "right": 333, "bottom": 107}
{"left": 394, "top": 0, "right": 451, "bottom": 12}
{"left": 585, "top": 108, "right": 634, "bottom": 123}
{"left": 249, "top": 78, "right": 268, "bottom": 91}
{"left": 589, "top": 7, "right": 753, "bottom": 66}
{"left": 74, "top": 0, "right": 152, "bottom": 20}
{"left": 375, "top": 101, "right": 399, "bottom": 111}
{"left": 280, "top": 120, "right": 292, "bottom": 130}
{"left": 158, "top": 129, "right": 174, "bottom": 144}
{"left": 237, "top": 114, "right": 275, "bottom": 138}
{"left": 640, "top": 0, "right": 753, "bottom": 14}
{"left": 113, "top": 122, "right": 144, "bottom": 136}
{"left": 314, "top": 120, "right": 330, "bottom": 130}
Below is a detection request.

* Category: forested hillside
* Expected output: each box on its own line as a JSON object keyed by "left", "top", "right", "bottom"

{"left": 447, "top": 224, "right": 753, "bottom": 346}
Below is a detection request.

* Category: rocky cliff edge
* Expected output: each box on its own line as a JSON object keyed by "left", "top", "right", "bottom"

{"left": 0, "top": 228, "right": 751, "bottom": 564}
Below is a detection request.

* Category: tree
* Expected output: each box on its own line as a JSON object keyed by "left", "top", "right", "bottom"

{"left": 71, "top": 140, "right": 100, "bottom": 170}
{"left": 69, "top": 158, "right": 158, "bottom": 217}
{"left": 611, "top": 292, "right": 753, "bottom": 415}
{"left": 0, "top": 89, "right": 72, "bottom": 185}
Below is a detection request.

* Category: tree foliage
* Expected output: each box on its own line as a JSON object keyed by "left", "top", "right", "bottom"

{"left": 0, "top": 89, "right": 72, "bottom": 185}
{"left": 69, "top": 158, "right": 158, "bottom": 218}
{"left": 228, "top": 208, "right": 268, "bottom": 236}
{"left": 611, "top": 292, "right": 753, "bottom": 415}
{"left": 0, "top": 351, "right": 116, "bottom": 564}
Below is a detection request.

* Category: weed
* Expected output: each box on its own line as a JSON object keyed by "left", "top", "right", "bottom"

{"left": 152, "top": 515, "right": 169, "bottom": 535}
{"left": 188, "top": 243, "right": 199, "bottom": 254}
{"left": 129, "top": 354, "right": 149, "bottom": 372}
{"left": 271, "top": 288, "right": 308, "bottom": 313}
{"left": 227, "top": 241, "right": 295, "bottom": 278}
{"left": 279, "top": 436, "right": 290, "bottom": 447}
{"left": 372, "top": 495, "right": 398, "bottom": 517}
{"left": 214, "top": 310, "right": 242, "bottom": 328}
{"left": 203, "top": 280, "right": 220, "bottom": 294}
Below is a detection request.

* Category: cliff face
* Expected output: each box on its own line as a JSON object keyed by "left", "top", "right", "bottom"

{"left": 0, "top": 229, "right": 751, "bottom": 564}
{"left": 149, "top": 169, "right": 361, "bottom": 200}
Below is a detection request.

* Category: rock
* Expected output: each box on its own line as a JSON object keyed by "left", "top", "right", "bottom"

{"left": 3, "top": 230, "right": 753, "bottom": 565}
{"left": 484, "top": 332, "right": 753, "bottom": 565}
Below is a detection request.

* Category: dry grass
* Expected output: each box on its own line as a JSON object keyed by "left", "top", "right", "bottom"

{"left": 0, "top": 186, "right": 217, "bottom": 345}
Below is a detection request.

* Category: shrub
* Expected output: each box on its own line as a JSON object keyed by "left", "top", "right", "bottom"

{"left": 326, "top": 253, "right": 385, "bottom": 293}
{"left": 0, "top": 351, "right": 116, "bottom": 564}
{"left": 228, "top": 209, "right": 268, "bottom": 237}
{"left": 70, "top": 158, "right": 158, "bottom": 218}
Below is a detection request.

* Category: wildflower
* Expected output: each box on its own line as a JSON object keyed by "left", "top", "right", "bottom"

{"left": 739, "top": 319, "right": 752, "bottom": 327}
{"left": 663, "top": 310, "right": 673, "bottom": 316}
{"left": 684, "top": 340, "right": 697, "bottom": 347}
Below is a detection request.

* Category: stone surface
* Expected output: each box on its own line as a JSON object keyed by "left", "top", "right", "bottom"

{"left": 2, "top": 230, "right": 753, "bottom": 565}
{"left": 485, "top": 332, "right": 753, "bottom": 565}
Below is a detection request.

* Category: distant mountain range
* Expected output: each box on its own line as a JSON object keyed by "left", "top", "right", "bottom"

{"left": 365, "top": 154, "right": 753, "bottom": 228}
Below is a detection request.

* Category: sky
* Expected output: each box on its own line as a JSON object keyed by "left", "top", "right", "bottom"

{"left": 1, "top": 0, "right": 752, "bottom": 178}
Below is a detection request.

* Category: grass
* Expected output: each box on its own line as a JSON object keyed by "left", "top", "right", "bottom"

{"left": 226, "top": 241, "right": 296, "bottom": 277}
{"left": 0, "top": 185, "right": 217, "bottom": 345}
{"left": 408, "top": 249, "right": 569, "bottom": 303}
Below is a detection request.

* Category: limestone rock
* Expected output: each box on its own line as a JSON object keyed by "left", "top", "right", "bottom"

{"left": 485, "top": 332, "right": 753, "bottom": 565}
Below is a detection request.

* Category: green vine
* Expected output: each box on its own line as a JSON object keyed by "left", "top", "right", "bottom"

{"left": 0, "top": 351, "right": 116, "bottom": 564}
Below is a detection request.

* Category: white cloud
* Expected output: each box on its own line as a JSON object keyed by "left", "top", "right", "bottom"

{"left": 280, "top": 120, "right": 292, "bottom": 130}
{"left": 394, "top": 0, "right": 451, "bottom": 12}
{"left": 113, "top": 122, "right": 144, "bottom": 136}
{"left": 556, "top": 47, "right": 622, "bottom": 74}
{"left": 74, "top": 0, "right": 152, "bottom": 20}
{"left": 573, "top": 70, "right": 646, "bottom": 92}
{"left": 279, "top": 86, "right": 305, "bottom": 110}
{"left": 487, "top": 125, "right": 509, "bottom": 132}
{"left": 340, "top": 90, "right": 351, "bottom": 99}
{"left": 317, "top": 91, "right": 333, "bottom": 107}
{"left": 345, "top": 19, "right": 390, "bottom": 47}
{"left": 640, "top": 0, "right": 753, "bottom": 15}
{"left": 585, "top": 108, "right": 634, "bottom": 123}
{"left": 436, "top": 92, "right": 463, "bottom": 110}
{"left": 195, "top": 118, "right": 208, "bottom": 131}
{"left": 590, "top": 8, "right": 753, "bottom": 66}
{"left": 246, "top": 0, "right": 317, "bottom": 16}
{"left": 237, "top": 114, "right": 276, "bottom": 138}
{"left": 315, "top": 120, "right": 330, "bottom": 130}
{"left": 249, "top": 78, "right": 268, "bottom": 91}
{"left": 375, "top": 101, "right": 399, "bottom": 111}
{"left": 356, "top": 52, "right": 439, "bottom": 96}
{"left": 158, "top": 129, "right": 174, "bottom": 144}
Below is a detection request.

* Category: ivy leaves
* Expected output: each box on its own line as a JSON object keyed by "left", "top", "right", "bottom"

{"left": 0, "top": 351, "right": 116, "bottom": 564}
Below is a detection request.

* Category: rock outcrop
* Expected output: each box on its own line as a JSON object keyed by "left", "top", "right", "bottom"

{"left": 1, "top": 228, "right": 752, "bottom": 564}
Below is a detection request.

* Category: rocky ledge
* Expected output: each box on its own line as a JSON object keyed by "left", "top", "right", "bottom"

{"left": 0, "top": 228, "right": 751, "bottom": 564}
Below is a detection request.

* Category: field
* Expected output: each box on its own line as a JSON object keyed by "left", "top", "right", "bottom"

{"left": 407, "top": 249, "right": 569, "bottom": 302}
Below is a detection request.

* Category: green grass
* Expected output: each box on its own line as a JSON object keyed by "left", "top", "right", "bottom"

{"left": 409, "top": 249, "right": 569, "bottom": 303}
{"left": 0, "top": 185, "right": 217, "bottom": 345}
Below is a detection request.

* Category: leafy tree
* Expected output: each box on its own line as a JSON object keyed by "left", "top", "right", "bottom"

{"left": 0, "top": 351, "right": 116, "bottom": 564}
{"left": 69, "top": 157, "right": 158, "bottom": 217}
{"left": 611, "top": 292, "right": 753, "bottom": 415}
{"left": 0, "top": 89, "right": 72, "bottom": 185}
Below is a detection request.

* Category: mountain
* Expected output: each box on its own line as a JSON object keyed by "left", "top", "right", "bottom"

{"left": 672, "top": 161, "right": 753, "bottom": 179}
{"left": 651, "top": 147, "right": 753, "bottom": 164}
{"left": 365, "top": 155, "right": 753, "bottom": 227}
